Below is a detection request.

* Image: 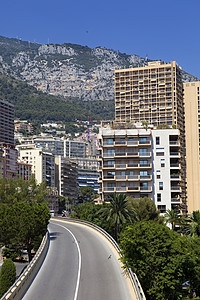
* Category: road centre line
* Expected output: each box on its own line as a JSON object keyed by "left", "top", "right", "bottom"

{"left": 51, "top": 222, "right": 81, "bottom": 300}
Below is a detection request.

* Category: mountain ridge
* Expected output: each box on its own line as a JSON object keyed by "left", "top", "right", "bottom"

{"left": 0, "top": 35, "right": 198, "bottom": 103}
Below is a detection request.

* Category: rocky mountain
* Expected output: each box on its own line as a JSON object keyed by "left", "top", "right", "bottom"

{"left": 0, "top": 36, "right": 198, "bottom": 102}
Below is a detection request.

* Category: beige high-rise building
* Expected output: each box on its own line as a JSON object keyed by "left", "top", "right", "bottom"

{"left": 114, "top": 61, "right": 187, "bottom": 213}
{"left": 115, "top": 61, "right": 184, "bottom": 130}
{"left": 184, "top": 81, "right": 200, "bottom": 212}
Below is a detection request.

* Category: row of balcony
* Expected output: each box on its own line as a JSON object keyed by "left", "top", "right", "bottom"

{"left": 103, "top": 140, "right": 151, "bottom": 147}
{"left": 100, "top": 163, "right": 152, "bottom": 170}
{"left": 99, "top": 174, "right": 152, "bottom": 182}
{"left": 103, "top": 152, "right": 151, "bottom": 158}
{"left": 99, "top": 163, "right": 180, "bottom": 170}
{"left": 98, "top": 186, "right": 153, "bottom": 193}
{"left": 98, "top": 185, "right": 181, "bottom": 194}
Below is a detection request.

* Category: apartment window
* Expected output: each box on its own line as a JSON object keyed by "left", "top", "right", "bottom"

{"left": 139, "top": 148, "right": 147, "bottom": 155}
{"left": 140, "top": 160, "right": 148, "bottom": 166}
{"left": 156, "top": 148, "right": 164, "bottom": 156}
{"left": 157, "top": 193, "right": 161, "bottom": 202}
{"left": 107, "top": 160, "right": 115, "bottom": 167}
{"left": 140, "top": 171, "right": 147, "bottom": 176}
{"left": 161, "top": 159, "right": 165, "bottom": 167}
{"left": 139, "top": 137, "right": 147, "bottom": 144}
{"left": 108, "top": 183, "right": 116, "bottom": 188}
{"left": 129, "top": 171, "right": 134, "bottom": 175}
{"left": 156, "top": 170, "right": 161, "bottom": 179}
{"left": 107, "top": 171, "right": 115, "bottom": 178}
{"left": 159, "top": 182, "right": 163, "bottom": 190}
{"left": 107, "top": 138, "right": 113, "bottom": 145}
{"left": 157, "top": 205, "right": 166, "bottom": 213}
{"left": 107, "top": 149, "right": 115, "bottom": 156}
{"left": 121, "top": 171, "right": 126, "bottom": 176}
{"left": 140, "top": 182, "right": 148, "bottom": 190}
{"left": 156, "top": 137, "right": 160, "bottom": 145}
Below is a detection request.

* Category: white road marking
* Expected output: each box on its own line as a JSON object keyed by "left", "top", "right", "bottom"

{"left": 51, "top": 222, "right": 81, "bottom": 300}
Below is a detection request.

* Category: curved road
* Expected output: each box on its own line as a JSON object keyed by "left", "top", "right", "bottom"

{"left": 22, "top": 219, "right": 132, "bottom": 300}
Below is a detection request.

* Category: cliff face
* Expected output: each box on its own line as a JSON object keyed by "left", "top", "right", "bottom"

{"left": 0, "top": 36, "right": 198, "bottom": 101}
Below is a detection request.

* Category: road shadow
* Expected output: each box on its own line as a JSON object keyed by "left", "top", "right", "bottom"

{"left": 49, "top": 231, "right": 62, "bottom": 241}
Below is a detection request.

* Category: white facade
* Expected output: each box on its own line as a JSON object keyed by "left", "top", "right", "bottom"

{"left": 151, "top": 129, "right": 181, "bottom": 212}
{"left": 19, "top": 148, "right": 55, "bottom": 187}
{"left": 98, "top": 123, "right": 181, "bottom": 212}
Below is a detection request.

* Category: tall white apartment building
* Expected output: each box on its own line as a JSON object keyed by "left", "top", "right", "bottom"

{"left": 98, "top": 122, "right": 181, "bottom": 212}
{"left": 19, "top": 148, "right": 55, "bottom": 187}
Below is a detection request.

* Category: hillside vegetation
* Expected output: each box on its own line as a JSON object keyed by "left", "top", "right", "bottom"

{"left": 0, "top": 75, "right": 114, "bottom": 122}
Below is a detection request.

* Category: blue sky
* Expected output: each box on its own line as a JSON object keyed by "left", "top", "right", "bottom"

{"left": 1, "top": 0, "right": 200, "bottom": 78}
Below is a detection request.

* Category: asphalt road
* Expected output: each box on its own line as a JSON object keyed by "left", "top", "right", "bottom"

{"left": 22, "top": 219, "right": 132, "bottom": 300}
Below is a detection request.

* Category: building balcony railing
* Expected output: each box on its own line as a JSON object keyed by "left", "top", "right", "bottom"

{"left": 114, "top": 141, "right": 127, "bottom": 146}
{"left": 171, "top": 198, "right": 180, "bottom": 203}
{"left": 127, "top": 141, "right": 139, "bottom": 146}
{"left": 115, "top": 164, "right": 126, "bottom": 169}
{"left": 140, "top": 175, "right": 152, "bottom": 180}
{"left": 170, "top": 175, "right": 180, "bottom": 180}
{"left": 169, "top": 141, "right": 180, "bottom": 146}
{"left": 139, "top": 152, "right": 151, "bottom": 157}
{"left": 171, "top": 186, "right": 181, "bottom": 191}
{"left": 170, "top": 164, "right": 180, "bottom": 168}
{"left": 170, "top": 152, "right": 179, "bottom": 157}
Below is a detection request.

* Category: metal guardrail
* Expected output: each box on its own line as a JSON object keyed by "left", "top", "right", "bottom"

{"left": 54, "top": 217, "right": 146, "bottom": 300}
{"left": 1, "top": 232, "right": 49, "bottom": 300}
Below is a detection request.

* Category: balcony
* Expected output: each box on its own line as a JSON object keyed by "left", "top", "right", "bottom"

{"left": 170, "top": 175, "right": 180, "bottom": 180}
{"left": 169, "top": 141, "right": 180, "bottom": 146}
{"left": 116, "top": 187, "right": 127, "bottom": 192}
{"left": 170, "top": 164, "right": 180, "bottom": 169}
{"left": 114, "top": 141, "right": 127, "bottom": 146}
{"left": 115, "top": 164, "right": 126, "bottom": 169}
{"left": 171, "top": 198, "right": 180, "bottom": 203}
{"left": 127, "top": 175, "right": 139, "bottom": 181}
{"left": 103, "top": 187, "right": 116, "bottom": 193}
{"left": 127, "top": 141, "right": 138, "bottom": 146}
{"left": 171, "top": 186, "right": 181, "bottom": 192}
{"left": 170, "top": 152, "right": 179, "bottom": 157}
{"left": 116, "top": 175, "right": 126, "bottom": 181}
{"left": 138, "top": 140, "right": 151, "bottom": 146}
{"left": 139, "top": 152, "right": 151, "bottom": 158}
{"left": 126, "top": 151, "right": 139, "bottom": 157}
{"left": 104, "top": 153, "right": 115, "bottom": 158}
{"left": 140, "top": 175, "right": 152, "bottom": 181}
{"left": 127, "top": 186, "right": 140, "bottom": 192}
{"left": 103, "top": 175, "right": 116, "bottom": 180}
{"left": 140, "top": 186, "right": 152, "bottom": 192}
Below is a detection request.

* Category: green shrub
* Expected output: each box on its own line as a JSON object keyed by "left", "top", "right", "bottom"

{"left": 0, "top": 259, "right": 16, "bottom": 297}
{"left": 2, "top": 247, "right": 22, "bottom": 261}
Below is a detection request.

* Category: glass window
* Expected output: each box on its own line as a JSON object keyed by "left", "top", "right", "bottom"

{"left": 157, "top": 194, "right": 161, "bottom": 202}
{"left": 107, "top": 138, "right": 113, "bottom": 145}
{"left": 139, "top": 148, "right": 147, "bottom": 153}
{"left": 140, "top": 160, "right": 148, "bottom": 166}
{"left": 159, "top": 182, "right": 163, "bottom": 190}
{"left": 129, "top": 171, "right": 134, "bottom": 175}
{"left": 108, "top": 183, "right": 116, "bottom": 187}
{"left": 107, "top": 171, "right": 115, "bottom": 178}
{"left": 161, "top": 159, "right": 165, "bottom": 167}
{"left": 140, "top": 171, "right": 147, "bottom": 176}
{"left": 156, "top": 137, "right": 160, "bottom": 145}
{"left": 156, "top": 170, "right": 161, "bottom": 179}
{"left": 121, "top": 171, "right": 126, "bottom": 176}
{"left": 107, "top": 149, "right": 115, "bottom": 156}
{"left": 107, "top": 160, "right": 115, "bottom": 166}
{"left": 139, "top": 137, "right": 147, "bottom": 144}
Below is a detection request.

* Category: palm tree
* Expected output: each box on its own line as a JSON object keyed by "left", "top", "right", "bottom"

{"left": 98, "top": 193, "right": 137, "bottom": 241}
{"left": 164, "top": 209, "right": 180, "bottom": 230}
{"left": 184, "top": 210, "right": 200, "bottom": 237}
